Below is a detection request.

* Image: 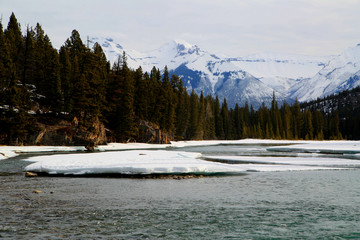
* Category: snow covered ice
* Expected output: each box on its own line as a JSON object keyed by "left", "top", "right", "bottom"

{"left": 0, "top": 139, "right": 358, "bottom": 176}
{"left": 205, "top": 155, "right": 360, "bottom": 168}
{"left": 24, "top": 150, "right": 241, "bottom": 175}
{"left": 20, "top": 140, "right": 359, "bottom": 176}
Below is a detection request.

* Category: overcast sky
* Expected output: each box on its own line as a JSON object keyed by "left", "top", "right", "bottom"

{"left": 2, "top": 0, "right": 360, "bottom": 57}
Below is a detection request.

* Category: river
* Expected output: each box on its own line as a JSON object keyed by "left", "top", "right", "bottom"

{"left": 1, "top": 144, "right": 360, "bottom": 239}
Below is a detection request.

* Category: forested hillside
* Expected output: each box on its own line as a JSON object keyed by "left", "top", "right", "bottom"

{"left": 301, "top": 86, "right": 360, "bottom": 139}
{"left": 0, "top": 13, "right": 345, "bottom": 146}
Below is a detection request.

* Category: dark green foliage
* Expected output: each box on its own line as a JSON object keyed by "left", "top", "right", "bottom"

{"left": 221, "top": 99, "right": 233, "bottom": 139}
{"left": 0, "top": 13, "right": 347, "bottom": 145}
{"left": 105, "top": 53, "right": 138, "bottom": 141}
{"left": 32, "top": 24, "right": 62, "bottom": 112}
{"left": 187, "top": 90, "right": 200, "bottom": 139}
{"left": 4, "top": 13, "right": 23, "bottom": 77}
{"left": 214, "top": 96, "right": 224, "bottom": 139}
{"left": 174, "top": 81, "right": 190, "bottom": 140}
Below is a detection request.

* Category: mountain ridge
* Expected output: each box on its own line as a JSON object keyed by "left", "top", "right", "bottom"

{"left": 91, "top": 37, "right": 359, "bottom": 108}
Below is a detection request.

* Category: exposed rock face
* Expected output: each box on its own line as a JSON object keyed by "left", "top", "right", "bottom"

{"left": 136, "top": 120, "right": 172, "bottom": 144}
{"left": 32, "top": 117, "right": 107, "bottom": 148}
{"left": 6, "top": 116, "right": 171, "bottom": 147}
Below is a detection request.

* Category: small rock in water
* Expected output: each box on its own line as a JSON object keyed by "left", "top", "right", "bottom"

{"left": 33, "top": 190, "right": 42, "bottom": 194}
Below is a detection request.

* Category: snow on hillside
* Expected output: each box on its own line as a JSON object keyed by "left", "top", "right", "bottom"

{"left": 229, "top": 53, "right": 330, "bottom": 95}
{"left": 291, "top": 44, "right": 360, "bottom": 101}
{"left": 90, "top": 37, "right": 360, "bottom": 106}
{"left": 90, "top": 37, "right": 284, "bottom": 107}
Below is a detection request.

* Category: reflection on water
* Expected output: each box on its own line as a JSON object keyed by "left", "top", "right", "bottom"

{"left": 1, "top": 144, "right": 360, "bottom": 239}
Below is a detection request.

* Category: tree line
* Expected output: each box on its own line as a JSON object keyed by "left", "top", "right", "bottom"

{"left": 301, "top": 86, "right": 360, "bottom": 140}
{"left": 0, "top": 13, "right": 344, "bottom": 145}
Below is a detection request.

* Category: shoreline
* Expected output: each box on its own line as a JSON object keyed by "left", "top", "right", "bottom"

{"left": 1, "top": 139, "right": 359, "bottom": 161}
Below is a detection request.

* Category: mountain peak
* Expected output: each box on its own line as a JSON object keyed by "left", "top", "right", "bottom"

{"left": 173, "top": 39, "right": 195, "bottom": 50}
{"left": 156, "top": 39, "right": 201, "bottom": 57}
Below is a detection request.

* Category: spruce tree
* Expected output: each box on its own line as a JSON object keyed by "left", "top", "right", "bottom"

{"left": 175, "top": 84, "right": 190, "bottom": 140}
{"left": 0, "top": 21, "right": 12, "bottom": 105}
{"left": 134, "top": 66, "right": 147, "bottom": 119}
{"left": 198, "top": 92, "right": 206, "bottom": 139}
{"left": 204, "top": 96, "right": 216, "bottom": 139}
{"left": 214, "top": 96, "right": 224, "bottom": 139}
{"left": 221, "top": 98, "right": 232, "bottom": 139}
{"left": 59, "top": 46, "right": 72, "bottom": 113}
{"left": 187, "top": 90, "right": 200, "bottom": 139}
{"left": 4, "top": 13, "right": 23, "bottom": 77}
{"left": 112, "top": 52, "right": 138, "bottom": 141}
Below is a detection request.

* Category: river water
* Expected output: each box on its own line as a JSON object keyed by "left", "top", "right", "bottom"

{"left": 1, "top": 144, "right": 360, "bottom": 239}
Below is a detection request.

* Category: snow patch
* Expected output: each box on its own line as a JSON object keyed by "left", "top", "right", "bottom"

{"left": 24, "top": 150, "right": 240, "bottom": 175}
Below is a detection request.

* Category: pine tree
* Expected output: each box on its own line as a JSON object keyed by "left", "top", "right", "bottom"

{"left": 204, "top": 96, "right": 216, "bottom": 139}
{"left": 134, "top": 66, "right": 147, "bottom": 119}
{"left": 214, "top": 96, "right": 224, "bottom": 139}
{"left": 22, "top": 26, "right": 36, "bottom": 86}
{"left": 4, "top": 13, "right": 24, "bottom": 77}
{"left": 33, "top": 24, "right": 61, "bottom": 113}
{"left": 198, "top": 92, "right": 206, "bottom": 139}
{"left": 166, "top": 74, "right": 179, "bottom": 133}
{"left": 270, "top": 92, "right": 281, "bottom": 139}
{"left": 291, "top": 99, "right": 302, "bottom": 139}
{"left": 0, "top": 21, "right": 12, "bottom": 105}
{"left": 158, "top": 66, "right": 177, "bottom": 133}
{"left": 187, "top": 90, "right": 200, "bottom": 139}
{"left": 113, "top": 52, "right": 138, "bottom": 141}
{"left": 312, "top": 110, "right": 324, "bottom": 140}
{"left": 221, "top": 98, "right": 233, "bottom": 139}
{"left": 328, "top": 111, "right": 342, "bottom": 140}
{"left": 303, "top": 109, "right": 313, "bottom": 140}
{"left": 175, "top": 84, "right": 190, "bottom": 140}
{"left": 148, "top": 67, "right": 162, "bottom": 124}
{"left": 281, "top": 103, "right": 292, "bottom": 139}
{"left": 233, "top": 104, "right": 241, "bottom": 139}
{"left": 59, "top": 46, "right": 72, "bottom": 113}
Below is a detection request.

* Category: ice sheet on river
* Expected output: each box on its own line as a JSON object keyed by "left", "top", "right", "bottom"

{"left": 24, "top": 150, "right": 341, "bottom": 175}
{"left": 205, "top": 156, "right": 360, "bottom": 168}
{"left": 3, "top": 139, "right": 359, "bottom": 161}
{"left": 24, "top": 150, "right": 238, "bottom": 175}
{"left": 267, "top": 141, "right": 360, "bottom": 154}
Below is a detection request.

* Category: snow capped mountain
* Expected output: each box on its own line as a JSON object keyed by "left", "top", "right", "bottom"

{"left": 291, "top": 44, "right": 360, "bottom": 102}
{"left": 90, "top": 37, "right": 359, "bottom": 107}
{"left": 90, "top": 37, "right": 143, "bottom": 68}
{"left": 91, "top": 37, "right": 285, "bottom": 108}
{"left": 228, "top": 53, "right": 330, "bottom": 95}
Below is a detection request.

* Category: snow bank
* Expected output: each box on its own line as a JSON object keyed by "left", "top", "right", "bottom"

{"left": 0, "top": 143, "right": 170, "bottom": 161}
{"left": 0, "top": 146, "right": 86, "bottom": 160}
{"left": 24, "top": 150, "right": 242, "bottom": 175}
{"left": 0, "top": 139, "right": 298, "bottom": 161}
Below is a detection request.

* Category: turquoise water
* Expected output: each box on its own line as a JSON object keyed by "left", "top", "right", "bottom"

{"left": 1, "top": 145, "right": 360, "bottom": 239}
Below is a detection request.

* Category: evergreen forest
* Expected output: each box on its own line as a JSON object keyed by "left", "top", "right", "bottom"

{"left": 0, "top": 13, "right": 351, "bottom": 146}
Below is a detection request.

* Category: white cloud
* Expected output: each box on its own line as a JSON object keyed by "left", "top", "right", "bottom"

{"left": 1, "top": 0, "right": 360, "bottom": 56}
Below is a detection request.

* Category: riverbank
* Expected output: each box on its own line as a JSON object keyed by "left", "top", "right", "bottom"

{"left": 1, "top": 139, "right": 360, "bottom": 161}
